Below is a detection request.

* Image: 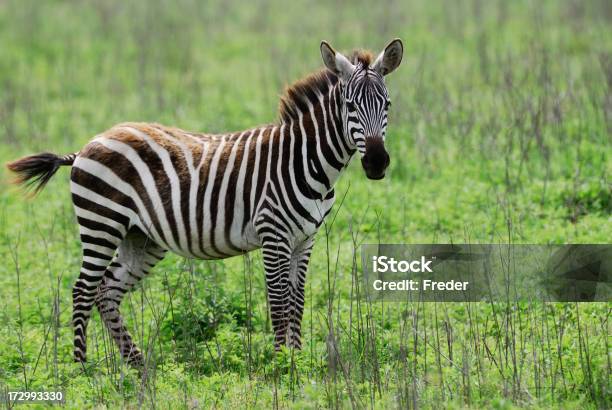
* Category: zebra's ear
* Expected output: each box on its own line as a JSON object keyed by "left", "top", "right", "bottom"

{"left": 373, "top": 38, "right": 403, "bottom": 76}
{"left": 320, "top": 40, "right": 355, "bottom": 81}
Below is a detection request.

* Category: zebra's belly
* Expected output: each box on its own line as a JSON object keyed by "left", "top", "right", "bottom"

{"left": 138, "top": 219, "right": 262, "bottom": 260}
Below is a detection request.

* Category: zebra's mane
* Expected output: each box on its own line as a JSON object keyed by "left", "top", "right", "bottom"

{"left": 278, "top": 49, "right": 374, "bottom": 124}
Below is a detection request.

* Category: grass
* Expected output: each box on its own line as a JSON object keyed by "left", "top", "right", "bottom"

{"left": 0, "top": 0, "right": 610, "bottom": 408}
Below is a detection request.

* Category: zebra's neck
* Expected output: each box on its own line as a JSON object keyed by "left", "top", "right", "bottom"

{"left": 280, "top": 83, "right": 355, "bottom": 198}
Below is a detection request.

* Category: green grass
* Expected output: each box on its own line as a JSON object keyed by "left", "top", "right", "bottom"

{"left": 0, "top": 0, "right": 610, "bottom": 408}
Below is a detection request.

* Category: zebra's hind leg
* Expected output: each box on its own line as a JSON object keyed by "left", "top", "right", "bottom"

{"left": 73, "top": 216, "right": 126, "bottom": 363}
{"left": 95, "top": 228, "right": 166, "bottom": 367}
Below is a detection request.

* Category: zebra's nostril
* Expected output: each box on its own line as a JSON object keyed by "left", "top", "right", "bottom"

{"left": 362, "top": 138, "right": 389, "bottom": 170}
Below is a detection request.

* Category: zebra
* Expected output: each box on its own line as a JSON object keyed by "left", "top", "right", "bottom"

{"left": 6, "top": 39, "right": 403, "bottom": 367}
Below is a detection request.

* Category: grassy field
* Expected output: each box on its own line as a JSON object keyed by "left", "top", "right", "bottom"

{"left": 0, "top": 0, "right": 610, "bottom": 408}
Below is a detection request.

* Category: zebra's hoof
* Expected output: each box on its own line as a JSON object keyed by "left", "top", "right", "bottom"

{"left": 126, "top": 352, "right": 144, "bottom": 368}
{"left": 74, "top": 352, "right": 87, "bottom": 364}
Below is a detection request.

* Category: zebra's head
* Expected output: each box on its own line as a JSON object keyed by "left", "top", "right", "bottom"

{"left": 321, "top": 39, "right": 403, "bottom": 180}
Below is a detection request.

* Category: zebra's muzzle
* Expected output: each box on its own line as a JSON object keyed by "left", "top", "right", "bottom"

{"left": 362, "top": 137, "right": 390, "bottom": 180}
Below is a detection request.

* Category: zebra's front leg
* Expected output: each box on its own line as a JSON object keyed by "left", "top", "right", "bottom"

{"left": 261, "top": 240, "right": 292, "bottom": 349}
{"left": 287, "top": 239, "right": 314, "bottom": 349}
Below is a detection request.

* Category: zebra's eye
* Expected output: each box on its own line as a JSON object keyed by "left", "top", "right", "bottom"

{"left": 346, "top": 101, "right": 356, "bottom": 111}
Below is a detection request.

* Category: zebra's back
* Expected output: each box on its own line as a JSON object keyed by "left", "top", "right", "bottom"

{"left": 70, "top": 122, "right": 265, "bottom": 259}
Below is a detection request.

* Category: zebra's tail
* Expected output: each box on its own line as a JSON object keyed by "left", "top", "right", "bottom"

{"left": 6, "top": 152, "right": 77, "bottom": 194}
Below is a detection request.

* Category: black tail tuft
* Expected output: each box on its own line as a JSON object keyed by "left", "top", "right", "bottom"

{"left": 6, "top": 152, "right": 76, "bottom": 194}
